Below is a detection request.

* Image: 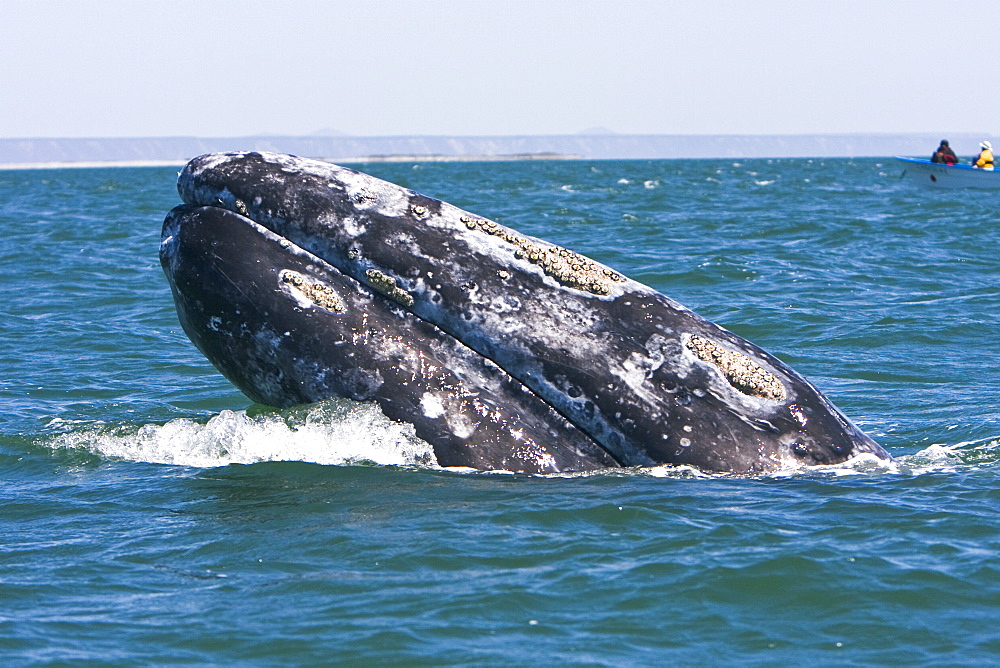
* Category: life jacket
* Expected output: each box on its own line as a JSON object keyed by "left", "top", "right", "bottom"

{"left": 976, "top": 149, "right": 994, "bottom": 170}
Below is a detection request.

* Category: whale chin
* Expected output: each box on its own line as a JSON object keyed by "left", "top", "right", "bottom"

{"left": 160, "top": 151, "right": 892, "bottom": 474}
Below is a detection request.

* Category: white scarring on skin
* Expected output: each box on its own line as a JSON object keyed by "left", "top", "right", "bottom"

{"left": 420, "top": 392, "right": 446, "bottom": 419}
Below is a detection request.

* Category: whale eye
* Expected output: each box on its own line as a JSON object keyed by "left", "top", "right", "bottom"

{"left": 791, "top": 442, "right": 812, "bottom": 459}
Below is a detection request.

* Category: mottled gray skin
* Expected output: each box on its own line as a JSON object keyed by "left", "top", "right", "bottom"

{"left": 177, "top": 151, "right": 891, "bottom": 474}
{"left": 160, "top": 204, "right": 618, "bottom": 473}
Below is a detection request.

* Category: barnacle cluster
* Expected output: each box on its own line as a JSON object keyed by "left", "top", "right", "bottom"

{"left": 365, "top": 269, "right": 415, "bottom": 307}
{"left": 686, "top": 335, "right": 786, "bottom": 401}
{"left": 459, "top": 216, "right": 624, "bottom": 295}
{"left": 353, "top": 188, "right": 377, "bottom": 203}
{"left": 279, "top": 270, "right": 346, "bottom": 312}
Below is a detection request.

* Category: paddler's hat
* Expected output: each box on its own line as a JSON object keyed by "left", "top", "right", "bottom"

{"left": 981, "top": 140, "right": 992, "bottom": 151}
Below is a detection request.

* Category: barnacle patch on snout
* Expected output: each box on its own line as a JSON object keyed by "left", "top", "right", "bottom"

{"left": 279, "top": 270, "right": 346, "bottom": 312}
{"left": 686, "top": 335, "right": 786, "bottom": 401}
{"left": 366, "top": 269, "right": 415, "bottom": 307}
{"left": 460, "top": 215, "right": 625, "bottom": 295}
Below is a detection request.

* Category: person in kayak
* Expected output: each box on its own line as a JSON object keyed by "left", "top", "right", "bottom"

{"left": 931, "top": 140, "right": 959, "bottom": 164}
{"left": 972, "top": 141, "right": 994, "bottom": 170}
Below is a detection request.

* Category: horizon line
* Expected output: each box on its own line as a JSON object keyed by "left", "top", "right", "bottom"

{"left": 2, "top": 130, "right": 995, "bottom": 142}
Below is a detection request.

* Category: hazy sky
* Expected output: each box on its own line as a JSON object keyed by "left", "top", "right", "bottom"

{"left": 3, "top": 0, "right": 998, "bottom": 139}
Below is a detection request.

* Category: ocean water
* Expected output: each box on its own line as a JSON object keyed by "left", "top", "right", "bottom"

{"left": 1, "top": 158, "right": 998, "bottom": 665}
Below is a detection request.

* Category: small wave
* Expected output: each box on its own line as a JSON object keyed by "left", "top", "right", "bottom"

{"left": 622, "top": 436, "right": 1000, "bottom": 479}
{"left": 902, "top": 436, "right": 1000, "bottom": 470}
{"left": 45, "top": 400, "right": 438, "bottom": 469}
{"left": 773, "top": 436, "right": 1000, "bottom": 478}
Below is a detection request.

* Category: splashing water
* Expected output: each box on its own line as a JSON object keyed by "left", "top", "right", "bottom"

{"left": 45, "top": 399, "right": 438, "bottom": 469}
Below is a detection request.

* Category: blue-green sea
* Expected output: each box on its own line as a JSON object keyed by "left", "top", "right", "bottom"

{"left": 1, "top": 158, "right": 998, "bottom": 665}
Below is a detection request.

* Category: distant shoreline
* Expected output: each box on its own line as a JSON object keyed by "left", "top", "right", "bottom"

{"left": 1, "top": 132, "right": 994, "bottom": 168}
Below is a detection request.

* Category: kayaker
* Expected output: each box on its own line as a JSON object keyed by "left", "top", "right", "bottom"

{"left": 931, "top": 140, "right": 958, "bottom": 164}
{"left": 972, "top": 141, "right": 994, "bottom": 170}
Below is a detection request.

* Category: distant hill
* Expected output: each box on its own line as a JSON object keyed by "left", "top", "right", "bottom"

{"left": 1, "top": 133, "right": 994, "bottom": 167}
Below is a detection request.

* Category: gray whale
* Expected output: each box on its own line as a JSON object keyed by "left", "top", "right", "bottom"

{"left": 164, "top": 151, "right": 891, "bottom": 473}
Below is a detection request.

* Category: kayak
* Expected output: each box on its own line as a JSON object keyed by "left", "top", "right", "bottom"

{"left": 896, "top": 156, "right": 1000, "bottom": 189}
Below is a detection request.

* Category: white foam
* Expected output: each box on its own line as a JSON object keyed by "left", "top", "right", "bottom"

{"left": 46, "top": 400, "right": 438, "bottom": 469}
